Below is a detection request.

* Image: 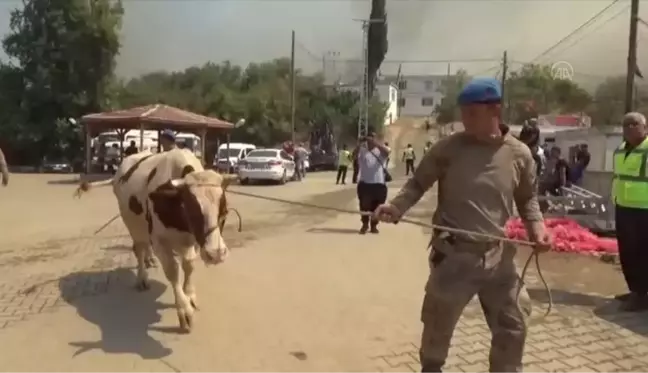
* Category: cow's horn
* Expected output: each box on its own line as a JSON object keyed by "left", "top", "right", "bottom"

{"left": 170, "top": 178, "right": 186, "bottom": 188}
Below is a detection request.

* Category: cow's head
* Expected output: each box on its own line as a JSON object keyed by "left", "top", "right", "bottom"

{"left": 148, "top": 170, "right": 237, "bottom": 264}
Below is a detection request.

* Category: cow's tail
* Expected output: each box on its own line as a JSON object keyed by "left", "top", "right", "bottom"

{"left": 74, "top": 178, "right": 114, "bottom": 199}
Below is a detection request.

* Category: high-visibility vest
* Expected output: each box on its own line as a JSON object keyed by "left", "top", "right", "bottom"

{"left": 613, "top": 137, "right": 648, "bottom": 209}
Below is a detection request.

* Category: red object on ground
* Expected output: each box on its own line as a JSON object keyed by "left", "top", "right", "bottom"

{"left": 505, "top": 218, "right": 618, "bottom": 254}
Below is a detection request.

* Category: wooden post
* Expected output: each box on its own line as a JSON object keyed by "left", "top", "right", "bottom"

{"left": 85, "top": 126, "right": 92, "bottom": 174}
{"left": 200, "top": 127, "right": 207, "bottom": 166}
{"left": 139, "top": 123, "right": 145, "bottom": 152}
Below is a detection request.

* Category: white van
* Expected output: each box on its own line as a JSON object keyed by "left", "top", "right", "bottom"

{"left": 214, "top": 142, "right": 257, "bottom": 173}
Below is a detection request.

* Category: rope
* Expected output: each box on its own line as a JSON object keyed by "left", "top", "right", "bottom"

{"left": 90, "top": 188, "right": 553, "bottom": 321}
{"left": 227, "top": 189, "right": 552, "bottom": 321}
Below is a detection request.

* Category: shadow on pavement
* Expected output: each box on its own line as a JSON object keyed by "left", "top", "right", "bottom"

{"left": 306, "top": 227, "right": 359, "bottom": 235}
{"left": 527, "top": 288, "right": 611, "bottom": 308}
{"left": 59, "top": 268, "right": 174, "bottom": 360}
{"left": 594, "top": 302, "right": 648, "bottom": 338}
{"left": 47, "top": 177, "right": 81, "bottom": 185}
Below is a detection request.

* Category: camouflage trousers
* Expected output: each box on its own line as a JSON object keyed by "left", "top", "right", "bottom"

{"left": 420, "top": 238, "right": 532, "bottom": 372}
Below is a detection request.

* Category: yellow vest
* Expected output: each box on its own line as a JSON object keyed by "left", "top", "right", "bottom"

{"left": 613, "top": 137, "right": 648, "bottom": 209}
{"left": 403, "top": 147, "right": 415, "bottom": 160}
{"left": 338, "top": 150, "right": 351, "bottom": 167}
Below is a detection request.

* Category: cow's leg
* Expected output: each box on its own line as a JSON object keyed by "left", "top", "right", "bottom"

{"left": 182, "top": 250, "right": 198, "bottom": 310}
{"left": 133, "top": 241, "right": 150, "bottom": 291}
{"left": 144, "top": 245, "right": 157, "bottom": 268}
{"left": 158, "top": 250, "right": 194, "bottom": 332}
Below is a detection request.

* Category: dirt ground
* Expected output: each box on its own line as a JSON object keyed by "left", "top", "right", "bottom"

{"left": 0, "top": 120, "right": 641, "bottom": 372}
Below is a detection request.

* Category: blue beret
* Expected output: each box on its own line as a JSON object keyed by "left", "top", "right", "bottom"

{"left": 457, "top": 78, "right": 502, "bottom": 105}
{"left": 161, "top": 129, "right": 176, "bottom": 140}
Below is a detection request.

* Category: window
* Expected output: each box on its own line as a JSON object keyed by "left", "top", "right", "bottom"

{"left": 397, "top": 80, "right": 407, "bottom": 90}
{"left": 424, "top": 80, "right": 434, "bottom": 91}
{"left": 398, "top": 98, "right": 406, "bottom": 107}
{"left": 421, "top": 97, "right": 435, "bottom": 107}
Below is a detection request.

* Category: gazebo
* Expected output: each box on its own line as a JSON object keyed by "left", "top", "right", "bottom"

{"left": 81, "top": 104, "right": 233, "bottom": 174}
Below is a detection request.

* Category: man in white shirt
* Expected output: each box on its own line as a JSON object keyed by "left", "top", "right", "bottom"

{"left": 355, "top": 132, "right": 391, "bottom": 234}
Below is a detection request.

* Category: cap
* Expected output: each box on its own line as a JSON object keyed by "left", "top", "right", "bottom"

{"left": 457, "top": 78, "right": 502, "bottom": 105}
{"left": 161, "top": 129, "right": 176, "bottom": 141}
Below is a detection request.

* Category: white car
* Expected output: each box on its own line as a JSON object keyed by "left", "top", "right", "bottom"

{"left": 238, "top": 149, "right": 296, "bottom": 185}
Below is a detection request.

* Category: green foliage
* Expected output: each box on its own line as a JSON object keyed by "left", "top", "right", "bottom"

{"left": 434, "top": 69, "right": 468, "bottom": 124}
{"left": 1, "top": 0, "right": 123, "bottom": 164}
{"left": 434, "top": 64, "right": 595, "bottom": 126}
{"left": 113, "top": 59, "right": 386, "bottom": 147}
{"left": 367, "top": 0, "right": 387, "bottom": 97}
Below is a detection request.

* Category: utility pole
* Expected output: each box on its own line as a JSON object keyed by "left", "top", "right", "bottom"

{"left": 501, "top": 51, "right": 509, "bottom": 122}
{"left": 290, "top": 30, "right": 296, "bottom": 143}
{"left": 353, "top": 18, "right": 383, "bottom": 139}
{"left": 625, "top": 0, "right": 640, "bottom": 113}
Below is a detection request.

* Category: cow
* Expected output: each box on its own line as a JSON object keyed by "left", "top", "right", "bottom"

{"left": 76, "top": 148, "right": 235, "bottom": 331}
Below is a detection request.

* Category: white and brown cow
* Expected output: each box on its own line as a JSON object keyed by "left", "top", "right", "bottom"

{"left": 77, "top": 148, "right": 235, "bottom": 331}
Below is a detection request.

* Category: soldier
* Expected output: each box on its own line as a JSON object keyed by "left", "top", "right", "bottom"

{"left": 375, "top": 78, "right": 551, "bottom": 372}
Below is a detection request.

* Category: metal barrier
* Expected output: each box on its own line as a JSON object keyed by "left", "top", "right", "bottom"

{"left": 539, "top": 184, "right": 615, "bottom": 233}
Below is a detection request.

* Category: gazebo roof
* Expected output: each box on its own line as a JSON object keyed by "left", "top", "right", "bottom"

{"left": 81, "top": 104, "right": 233, "bottom": 131}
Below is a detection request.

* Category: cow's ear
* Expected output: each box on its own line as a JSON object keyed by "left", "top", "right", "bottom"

{"left": 221, "top": 175, "right": 238, "bottom": 190}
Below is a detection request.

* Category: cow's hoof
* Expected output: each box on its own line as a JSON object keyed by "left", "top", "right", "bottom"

{"left": 145, "top": 257, "right": 157, "bottom": 268}
{"left": 178, "top": 310, "right": 194, "bottom": 332}
{"left": 189, "top": 297, "right": 199, "bottom": 310}
{"left": 135, "top": 280, "right": 150, "bottom": 292}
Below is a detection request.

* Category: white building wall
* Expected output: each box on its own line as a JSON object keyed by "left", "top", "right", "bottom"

{"left": 375, "top": 84, "right": 399, "bottom": 127}
{"left": 388, "top": 75, "right": 446, "bottom": 117}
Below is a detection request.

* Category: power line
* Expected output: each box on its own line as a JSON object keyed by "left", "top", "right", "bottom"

{"left": 333, "top": 57, "right": 501, "bottom": 64}
{"left": 529, "top": 0, "right": 620, "bottom": 63}
{"left": 538, "top": 4, "right": 629, "bottom": 61}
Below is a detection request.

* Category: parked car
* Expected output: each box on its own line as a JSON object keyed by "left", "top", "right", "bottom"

{"left": 39, "top": 158, "right": 73, "bottom": 173}
{"left": 238, "top": 149, "right": 296, "bottom": 185}
{"left": 213, "top": 143, "right": 257, "bottom": 173}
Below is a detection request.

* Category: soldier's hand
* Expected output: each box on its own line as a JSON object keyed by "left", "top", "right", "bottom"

{"left": 374, "top": 203, "right": 401, "bottom": 223}
{"left": 532, "top": 231, "right": 552, "bottom": 253}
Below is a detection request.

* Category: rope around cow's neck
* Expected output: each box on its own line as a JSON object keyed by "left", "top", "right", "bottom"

{"left": 93, "top": 188, "right": 553, "bottom": 322}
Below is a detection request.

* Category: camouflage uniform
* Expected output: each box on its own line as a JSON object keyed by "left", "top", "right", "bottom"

{"left": 389, "top": 79, "right": 543, "bottom": 372}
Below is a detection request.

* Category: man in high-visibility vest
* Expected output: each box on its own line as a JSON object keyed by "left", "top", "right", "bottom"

{"left": 336, "top": 144, "right": 352, "bottom": 184}
{"left": 614, "top": 112, "right": 648, "bottom": 312}
{"left": 402, "top": 143, "right": 416, "bottom": 176}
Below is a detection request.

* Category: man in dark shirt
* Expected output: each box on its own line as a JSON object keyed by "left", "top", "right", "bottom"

{"left": 124, "top": 141, "right": 138, "bottom": 157}
{"left": 519, "top": 118, "right": 540, "bottom": 148}
{"left": 571, "top": 144, "right": 590, "bottom": 185}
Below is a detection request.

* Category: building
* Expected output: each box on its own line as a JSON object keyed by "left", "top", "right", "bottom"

{"left": 381, "top": 75, "right": 446, "bottom": 117}
{"left": 329, "top": 81, "right": 399, "bottom": 127}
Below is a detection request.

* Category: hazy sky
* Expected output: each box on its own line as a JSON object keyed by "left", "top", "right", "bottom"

{"left": 0, "top": 0, "right": 644, "bottom": 83}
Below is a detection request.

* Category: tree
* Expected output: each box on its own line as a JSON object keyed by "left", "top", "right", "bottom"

{"left": 434, "top": 69, "right": 468, "bottom": 124}
{"left": 2, "top": 0, "right": 123, "bottom": 164}
{"left": 113, "top": 59, "right": 387, "bottom": 148}
{"left": 504, "top": 64, "right": 592, "bottom": 123}
{"left": 367, "top": 0, "right": 387, "bottom": 97}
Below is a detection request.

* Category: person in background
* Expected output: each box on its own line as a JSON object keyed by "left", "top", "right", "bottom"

{"left": 613, "top": 112, "right": 648, "bottom": 311}
{"left": 402, "top": 143, "right": 416, "bottom": 176}
{"left": 538, "top": 146, "right": 569, "bottom": 212}
{"left": 519, "top": 117, "right": 540, "bottom": 148}
{"left": 571, "top": 144, "right": 590, "bottom": 185}
{"left": 336, "top": 144, "right": 351, "bottom": 185}
{"left": 294, "top": 142, "right": 309, "bottom": 180}
{"left": 423, "top": 141, "right": 432, "bottom": 155}
{"left": 160, "top": 130, "right": 177, "bottom": 152}
{"left": 384, "top": 142, "right": 391, "bottom": 168}
{"left": 124, "top": 140, "right": 138, "bottom": 157}
{"left": 355, "top": 132, "right": 390, "bottom": 234}
{"left": 0, "top": 147, "right": 9, "bottom": 186}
